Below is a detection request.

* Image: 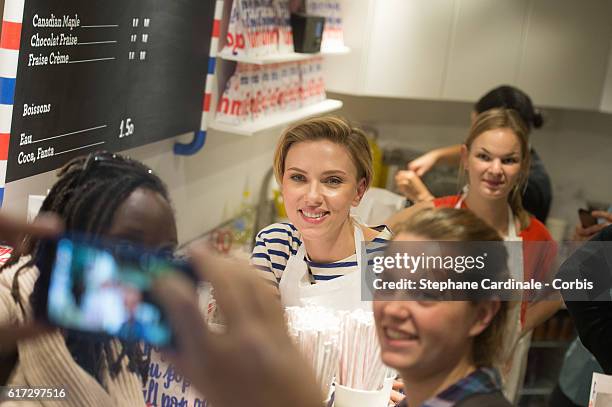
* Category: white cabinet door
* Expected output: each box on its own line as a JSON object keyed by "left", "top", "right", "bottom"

{"left": 362, "top": 0, "right": 456, "bottom": 99}
{"left": 323, "top": 0, "right": 374, "bottom": 94}
{"left": 517, "top": 0, "right": 612, "bottom": 110}
{"left": 442, "top": 0, "right": 530, "bottom": 102}
{"left": 600, "top": 38, "right": 612, "bottom": 113}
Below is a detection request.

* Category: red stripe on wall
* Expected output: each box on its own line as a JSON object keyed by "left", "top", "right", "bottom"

{"left": 0, "top": 22, "right": 22, "bottom": 50}
{"left": 203, "top": 93, "right": 212, "bottom": 112}
{"left": 212, "top": 20, "right": 220, "bottom": 38}
{"left": 0, "top": 133, "right": 10, "bottom": 160}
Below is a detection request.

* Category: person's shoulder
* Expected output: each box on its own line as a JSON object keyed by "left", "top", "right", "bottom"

{"left": 362, "top": 224, "right": 393, "bottom": 243}
{"left": 253, "top": 223, "right": 301, "bottom": 256}
{"left": 522, "top": 216, "right": 553, "bottom": 241}
{"left": 0, "top": 256, "right": 37, "bottom": 320}
{"left": 0, "top": 256, "right": 37, "bottom": 289}
{"left": 373, "top": 225, "right": 393, "bottom": 241}
{"left": 255, "top": 222, "right": 300, "bottom": 242}
{"left": 595, "top": 224, "right": 612, "bottom": 242}
{"left": 456, "top": 391, "right": 512, "bottom": 407}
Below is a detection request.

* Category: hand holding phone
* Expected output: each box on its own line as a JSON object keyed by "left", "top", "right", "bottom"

{"left": 42, "top": 235, "right": 196, "bottom": 348}
{"left": 578, "top": 208, "right": 597, "bottom": 228}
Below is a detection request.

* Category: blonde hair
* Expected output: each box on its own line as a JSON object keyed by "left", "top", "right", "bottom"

{"left": 273, "top": 116, "right": 373, "bottom": 187}
{"left": 394, "top": 207, "right": 511, "bottom": 367}
{"left": 461, "top": 108, "right": 531, "bottom": 229}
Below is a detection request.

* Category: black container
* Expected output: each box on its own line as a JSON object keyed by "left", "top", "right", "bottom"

{"left": 290, "top": 13, "right": 325, "bottom": 53}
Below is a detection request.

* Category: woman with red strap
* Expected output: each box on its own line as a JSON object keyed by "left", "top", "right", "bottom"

{"left": 387, "top": 108, "right": 560, "bottom": 401}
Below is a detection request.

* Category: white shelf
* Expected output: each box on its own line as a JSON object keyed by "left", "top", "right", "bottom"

{"left": 217, "top": 46, "right": 350, "bottom": 65}
{"left": 209, "top": 99, "right": 343, "bottom": 136}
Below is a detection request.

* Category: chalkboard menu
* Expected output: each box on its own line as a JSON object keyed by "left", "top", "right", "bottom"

{"left": 4, "top": 0, "right": 215, "bottom": 181}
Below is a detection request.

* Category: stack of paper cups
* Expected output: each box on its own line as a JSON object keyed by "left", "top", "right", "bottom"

{"left": 334, "top": 374, "right": 394, "bottom": 407}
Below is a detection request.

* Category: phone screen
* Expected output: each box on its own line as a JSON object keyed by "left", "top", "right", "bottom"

{"left": 46, "top": 236, "right": 193, "bottom": 347}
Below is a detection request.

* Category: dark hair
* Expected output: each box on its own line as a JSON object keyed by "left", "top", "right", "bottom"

{"left": 475, "top": 85, "right": 543, "bottom": 131}
{"left": 3, "top": 151, "right": 171, "bottom": 386}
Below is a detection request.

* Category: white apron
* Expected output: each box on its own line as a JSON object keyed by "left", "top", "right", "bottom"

{"left": 454, "top": 195, "right": 528, "bottom": 403}
{"left": 278, "top": 222, "right": 370, "bottom": 312}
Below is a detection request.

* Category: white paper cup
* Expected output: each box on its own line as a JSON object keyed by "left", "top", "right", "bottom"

{"left": 334, "top": 376, "right": 394, "bottom": 407}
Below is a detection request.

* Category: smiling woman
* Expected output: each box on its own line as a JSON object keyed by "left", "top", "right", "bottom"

{"left": 386, "top": 109, "right": 559, "bottom": 401}
{"left": 251, "top": 116, "right": 392, "bottom": 311}
{"left": 0, "top": 151, "right": 176, "bottom": 407}
{"left": 377, "top": 207, "right": 512, "bottom": 407}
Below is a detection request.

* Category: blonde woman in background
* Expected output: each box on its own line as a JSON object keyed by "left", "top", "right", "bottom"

{"left": 388, "top": 108, "right": 560, "bottom": 400}
{"left": 396, "top": 85, "right": 551, "bottom": 224}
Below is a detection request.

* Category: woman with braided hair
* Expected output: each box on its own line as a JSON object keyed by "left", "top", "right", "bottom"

{"left": 0, "top": 151, "right": 177, "bottom": 407}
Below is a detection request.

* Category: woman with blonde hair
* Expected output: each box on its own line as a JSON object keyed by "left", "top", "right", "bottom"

{"left": 251, "top": 115, "right": 392, "bottom": 310}
{"left": 376, "top": 207, "right": 513, "bottom": 406}
{"left": 397, "top": 85, "right": 551, "bottom": 223}
{"left": 388, "top": 108, "right": 557, "bottom": 327}
{"left": 387, "top": 108, "right": 559, "bottom": 400}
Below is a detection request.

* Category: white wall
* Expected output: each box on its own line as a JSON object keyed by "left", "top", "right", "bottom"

{"left": 329, "top": 92, "right": 612, "bottom": 237}
{"left": 2, "top": 129, "right": 281, "bottom": 244}
{"left": 601, "top": 36, "right": 612, "bottom": 113}
{"left": 5, "top": 91, "right": 611, "bottom": 243}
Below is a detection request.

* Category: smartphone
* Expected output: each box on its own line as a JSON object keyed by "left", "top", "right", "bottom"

{"left": 41, "top": 234, "right": 196, "bottom": 348}
{"left": 578, "top": 208, "right": 597, "bottom": 228}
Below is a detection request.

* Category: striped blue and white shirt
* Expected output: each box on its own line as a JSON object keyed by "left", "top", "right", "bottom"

{"left": 250, "top": 222, "right": 392, "bottom": 287}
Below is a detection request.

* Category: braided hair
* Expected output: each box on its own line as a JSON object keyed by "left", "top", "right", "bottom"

{"left": 2, "top": 151, "right": 172, "bottom": 386}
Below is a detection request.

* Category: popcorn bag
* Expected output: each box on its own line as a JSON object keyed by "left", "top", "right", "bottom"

{"left": 261, "top": 0, "right": 278, "bottom": 56}
{"left": 277, "top": 63, "right": 290, "bottom": 112}
{"left": 216, "top": 63, "right": 251, "bottom": 124}
{"left": 222, "top": 0, "right": 296, "bottom": 58}
{"left": 216, "top": 57, "right": 327, "bottom": 125}
{"left": 260, "top": 65, "right": 273, "bottom": 116}
{"left": 287, "top": 63, "right": 301, "bottom": 110}
{"left": 298, "top": 58, "right": 325, "bottom": 107}
{"left": 222, "top": 0, "right": 248, "bottom": 56}
{"left": 299, "top": 58, "right": 323, "bottom": 106}
{"left": 268, "top": 63, "right": 282, "bottom": 114}
{"left": 298, "top": 61, "right": 309, "bottom": 105}
{"left": 306, "top": 0, "right": 344, "bottom": 51}
{"left": 239, "top": 63, "right": 254, "bottom": 122}
{"left": 312, "top": 57, "right": 326, "bottom": 103}
{"left": 243, "top": 1, "right": 265, "bottom": 56}
{"left": 249, "top": 65, "right": 263, "bottom": 121}
{"left": 273, "top": 0, "right": 294, "bottom": 54}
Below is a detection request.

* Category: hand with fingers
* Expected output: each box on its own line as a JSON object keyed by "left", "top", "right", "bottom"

{"left": 407, "top": 151, "right": 439, "bottom": 177}
{"left": 389, "top": 378, "right": 406, "bottom": 406}
{"left": 0, "top": 212, "right": 62, "bottom": 255}
{"left": 394, "top": 170, "right": 434, "bottom": 203}
{"left": 573, "top": 210, "right": 612, "bottom": 241}
{"left": 0, "top": 212, "right": 62, "bottom": 349}
{"left": 153, "top": 244, "right": 323, "bottom": 407}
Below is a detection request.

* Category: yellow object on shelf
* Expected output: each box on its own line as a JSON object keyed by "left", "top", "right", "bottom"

{"left": 273, "top": 189, "right": 287, "bottom": 219}
{"left": 233, "top": 188, "right": 256, "bottom": 245}
{"left": 368, "top": 136, "right": 386, "bottom": 188}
